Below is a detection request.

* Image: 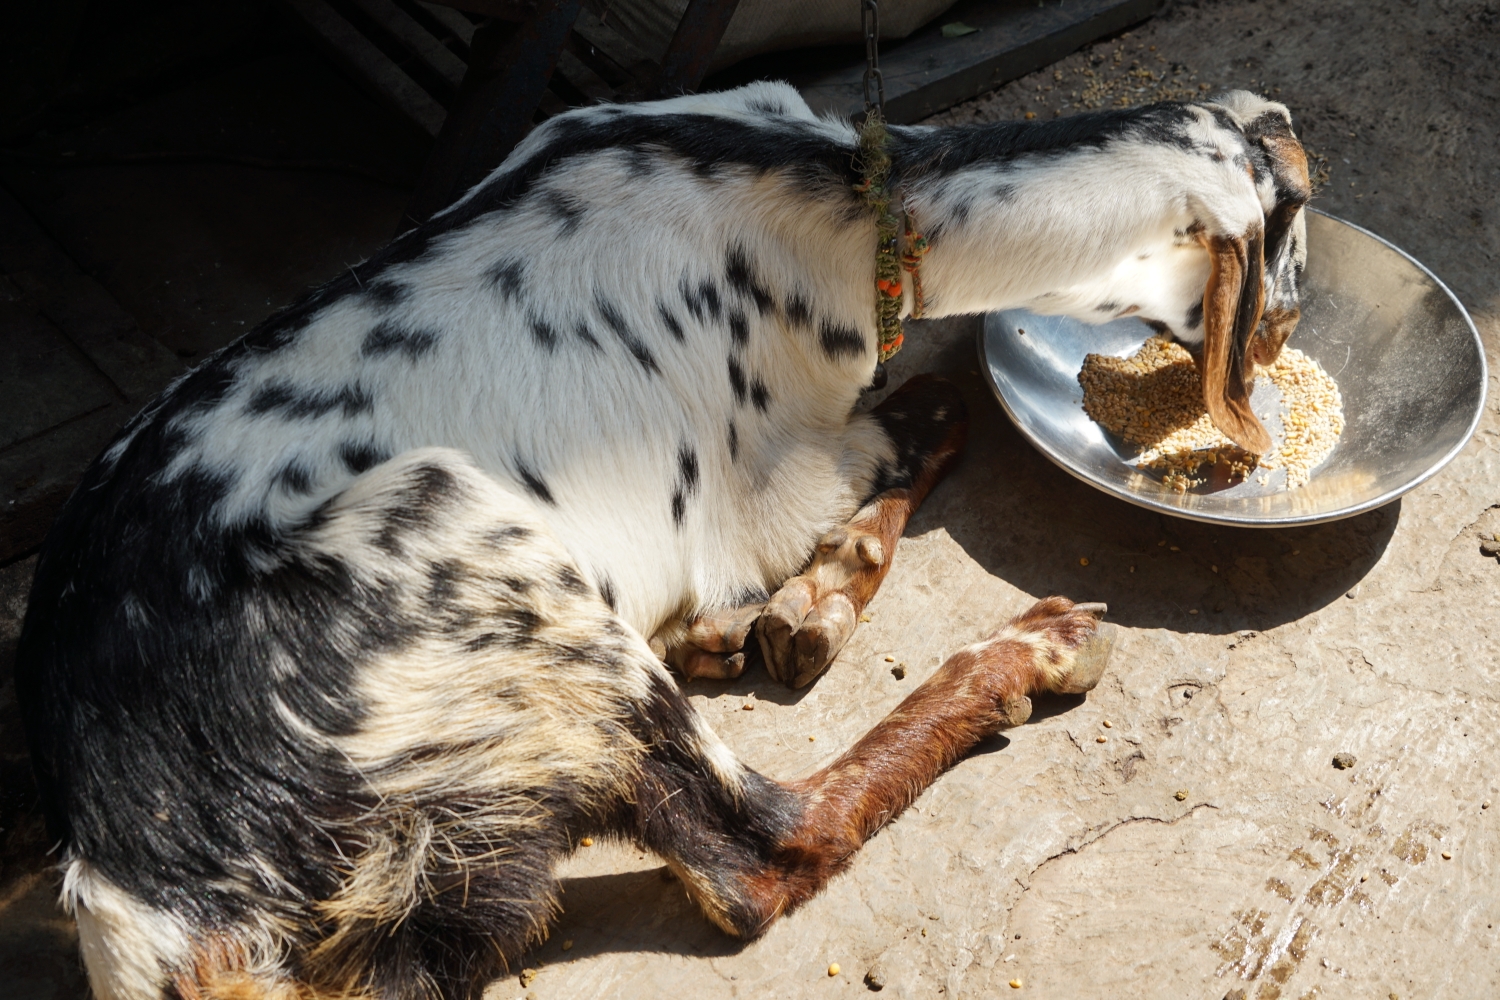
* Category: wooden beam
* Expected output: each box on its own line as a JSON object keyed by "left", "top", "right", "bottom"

{"left": 421, "top": 0, "right": 539, "bottom": 23}
{"left": 403, "top": 0, "right": 583, "bottom": 225}
{"left": 351, "top": 0, "right": 469, "bottom": 88}
{"left": 652, "top": 0, "right": 743, "bottom": 97}
{"left": 797, "top": 0, "right": 1163, "bottom": 123}
{"left": 283, "top": 0, "right": 447, "bottom": 135}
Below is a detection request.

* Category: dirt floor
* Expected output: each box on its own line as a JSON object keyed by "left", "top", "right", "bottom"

{"left": 3, "top": 1, "right": 1499, "bottom": 998}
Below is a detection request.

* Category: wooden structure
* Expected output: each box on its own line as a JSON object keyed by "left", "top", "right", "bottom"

{"left": 281, "top": 0, "right": 1162, "bottom": 226}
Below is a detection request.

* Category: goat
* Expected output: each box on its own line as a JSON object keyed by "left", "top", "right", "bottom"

{"left": 15, "top": 81, "right": 1309, "bottom": 1000}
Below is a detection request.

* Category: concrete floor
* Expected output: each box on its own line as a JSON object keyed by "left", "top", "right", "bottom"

{"left": 3, "top": 1, "right": 1499, "bottom": 998}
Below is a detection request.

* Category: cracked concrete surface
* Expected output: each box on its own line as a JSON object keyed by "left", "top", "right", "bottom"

{"left": 3, "top": 1, "right": 1499, "bottom": 998}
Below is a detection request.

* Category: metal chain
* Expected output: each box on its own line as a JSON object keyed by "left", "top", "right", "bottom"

{"left": 861, "top": 0, "right": 884, "bottom": 116}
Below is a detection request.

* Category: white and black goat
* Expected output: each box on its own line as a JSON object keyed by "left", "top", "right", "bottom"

{"left": 15, "top": 82, "right": 1309, "bottom": 1000}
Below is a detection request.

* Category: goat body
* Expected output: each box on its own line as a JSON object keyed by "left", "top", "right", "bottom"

{"left": 15, "top": 82, "right": 1307, "bottom": 1000}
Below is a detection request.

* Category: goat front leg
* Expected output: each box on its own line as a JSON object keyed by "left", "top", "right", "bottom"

{"left": 627, "top": 597, "right": 1114, "bottom": 937}
{"left": 759, "top": 374, "right": 968, "bottom": 688}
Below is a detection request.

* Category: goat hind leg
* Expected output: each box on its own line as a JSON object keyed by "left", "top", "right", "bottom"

{"left": 630, "top": 596, "right": 1113, "bottom": 937}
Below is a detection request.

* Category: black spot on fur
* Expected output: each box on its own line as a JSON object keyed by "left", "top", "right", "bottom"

{"left": 555, "top": 565, "right": 589, "bottom": 596}
{"left": 681, "top": 277, "right": 723, "bottom": 323}
{"left": 248, "top": 381, "right": 374, "bottom": 419}
{"left": 529, "top": 315, "right": 558, "bottom": 351}
{"left": 783, "top": 293, "right": 812, "bottom": 328}
{"left": 670, "top": 488, "right": 686, "bottom": 526}
{"left": 818, "top": 320, "right": 865, "bottom": 360}
{"left": 657, "top": 301, "right": 685, "bottom": 343}
{"left": 750, "top": 377, "right": 770, "bottom": 413}
{"left": 1095, "top": 301, "right": 1120, "bottom": 314}
{"left": 540, "top": 189, "right": 585, "bottom": 235}
{"left": 486, "top": 524, "right": 532, "bottom": 547}
{"left": 1184, "top": 300, "right": 1204, "bottom": 330}
{"left": 623, "top": 145, "right": 656, "bottom": 178}
{"left": 362, "top": 321, "right": 439, "bottom": 360}
{"left": 744, "top": 96, "right": 788, "bottom": 115}
{"left": 426, "top": 559, "right": 464, "bottom": 610}
{"left": 365, "top": 278, "right": 409, "bottom": 306}
{"left": 338, "top": 440, "right": 390, "bottom": 474}
{"left": 574, "top": 321, "right": 603, "bottom": 351}
{"left": 727, "top": 357, "right": 747, "bottom": 404}
{"left": 728, "top": 309, "right": 749, "bottom": 347}
{"left": 598, "top": 298, "right": 660, "bottom": 374}
{"left": 274, "top": 461, "right": 316, "bottom": 495}
{"left": 725, "top": 245, "right": 775, "bottom": 315}
{"left": 373, "top": 463, "right": 461, "bottom": 556}
{"left": 515, "top": 460, "right": 556, "bottom": 505}
{"left": 598, "top": 577, "right": 618, "bottom": 611}
{"left": 677, "top": 446, "right": 699, "bottom": 493}
{"left": 727, "top": 421, "right": 739, "bottom": 462}
{"left": 487, "top": 259, "right": 526, "bottom": 302}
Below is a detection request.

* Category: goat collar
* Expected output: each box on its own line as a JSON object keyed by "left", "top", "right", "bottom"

{"left": 854, "top": 111, "right": 930, "bottom": 362}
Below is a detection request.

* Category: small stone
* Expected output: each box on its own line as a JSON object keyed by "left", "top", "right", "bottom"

{"left": 1024, "top": 111, "right": 1036, "bottom": 119}
{"left": 562, "top": 939, "right": 573, "bottom": 951}
{"left": 864, "top": 969, "right": 886, "bottom": 991}
{"left": 1170, "top": 545, "right": 1181, "bottom": 552}
{"left": 743, "top": 700, "right": 755, "bottom": 710}
{"left": 859, "top": 613, "right": 872, "bottom": 622}
{"left": 1484, "top": 800, "right": 1492, "bottom": 809}
{"left": 892, "top": 663, "right": 907, "bottom": 680}
{"left": 1079, "top": 557, "right": 1090, "bottom": 566}
{"left": 580, "top": 837, "right": 594, "bottom": 847}
{"left": 1095, "top": 735, "right": 1107, "bottom": 743}
{"left": 1175, "top": 790, "right": 1188, "bottom": 801}
{"left": 1442, "top": 851, "right": 1453, "bottom": 860}
{"left": 1158, "top": 540, "right": 1167, "bottom": 547}
{"left": 885, "top": 655, "right": 895, "bottom": 662}
{"left": 1188, "top": 609, "right": 1199, "bottom": 615}
{"left": 828, "top": 963, "right": 841, "bottom": 977}
{"left": 1015, "top": 933, "right": 1022, "bottom": 939}
{"left": 921, "top": 927, "right": 927, "bottom": 936}
{"left": 1010, "top": 979, "right": 1023, "bottom": 989}
{"left": 1129, "top": 565, "right": 1136, "bottom": 573}
{"left": 1481, "top": 538, "right": 1500, "bottom": 556}
{"left": 1360, "top": 874, "right": 1369, "bottom": 882}
{"left": 808, "top": 735, "right": 816, "bottom": 742}
{"left": 1332, "top": 752, "right": 1357, "bottom": 770}
{"left": 519, "top": 968, "right": 538, "bottom": 987}
{"left": 1102, "top": 720, "right": 1113, "bottom": 728}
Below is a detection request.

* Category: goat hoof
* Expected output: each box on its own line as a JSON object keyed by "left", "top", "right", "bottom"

{"left": 680, "top": 649, "right": 746, "bottom": 681}
{"left": 789, "top": 592, "right": 857, "bottom": 688}
{"left": 1053, "top": 621, "right": 1116, "bottom": 695}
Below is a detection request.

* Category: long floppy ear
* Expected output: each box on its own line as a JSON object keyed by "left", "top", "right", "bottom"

{"left": 1199, "top": 226, "right": 1272, "bottom": 454}
{"left": 1246, "top": 112, "right": 1312, "bottom": 366}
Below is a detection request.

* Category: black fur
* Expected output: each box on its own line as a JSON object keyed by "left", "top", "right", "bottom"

{"left": 515, "top": 460, "right": 556, "bottom": 505}
{"left": 362, "top": 322, "right": 439, "bottom": 361}
{"left": 598, "top": 298, "right": 660, "bottom": 374}
{"left": 817, "top": 320, "right": 865, "bottom": 360}
{"left": 248, "top": 381, "right": 375, "bottom": 420}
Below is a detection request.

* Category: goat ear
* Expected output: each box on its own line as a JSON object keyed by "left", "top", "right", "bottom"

{"left": 1199, "top": 228, "right": 1272, "bottom": 454}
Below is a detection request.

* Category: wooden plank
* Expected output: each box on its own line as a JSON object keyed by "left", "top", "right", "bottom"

{"left": 572, "top": 7, "right": 656, "bottom": 83}
{"left": 423, "top": 0, "right": 539, "bottom": 22}
{"left": 556, "top": 48, "right": 615, "bottom": 102}
{"left": 653, "top": 0, "right": 743, "bottom": 97}
{"left": 403, "top": 0, "right": 583, "bottom": 224}
{"left": 283, "top": 0, "right": 448, "bottom": 135}
{"left": 351, "top": 0, "right": 469, "bottom": 88}
{"left": 797, "top": 0, "right": 1163, "bottom": 123}
{"left": 417, "top": 0, "right": 477, "bottom": 43}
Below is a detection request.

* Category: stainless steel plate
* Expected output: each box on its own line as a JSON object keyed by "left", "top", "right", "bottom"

{"left": 978, "top": 210, "right": 1488, "bottom": 526}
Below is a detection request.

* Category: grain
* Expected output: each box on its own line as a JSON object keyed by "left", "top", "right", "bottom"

{"left": 1079, "top": 335, "right": 1344, "bottom": 492}
{"left": 828, "top": 963, "right": 841, "bottom": 976}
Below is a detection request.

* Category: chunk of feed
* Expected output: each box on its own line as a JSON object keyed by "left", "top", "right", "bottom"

{"left": 1078, "top": 336, "right": 1344, "bottom": 492}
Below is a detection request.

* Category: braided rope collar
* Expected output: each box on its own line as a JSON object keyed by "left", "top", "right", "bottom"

{"left": 854, "top": 111, "right": 929, "bottom": 362}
